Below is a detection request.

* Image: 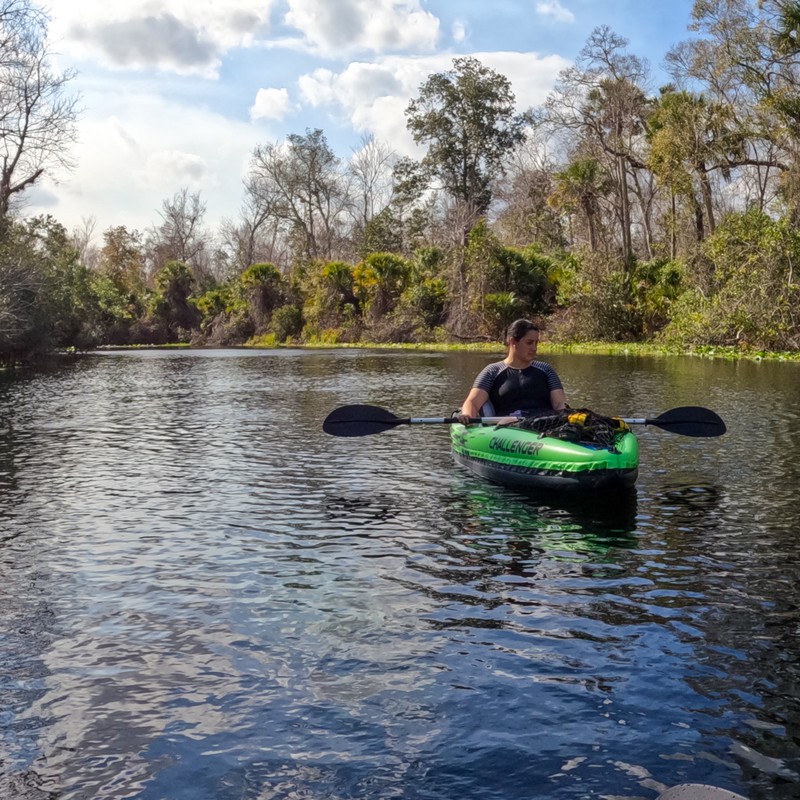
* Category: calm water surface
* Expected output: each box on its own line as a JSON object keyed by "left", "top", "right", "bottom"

{"left": 0, "top": 349, "right": 799, "bottom": 800}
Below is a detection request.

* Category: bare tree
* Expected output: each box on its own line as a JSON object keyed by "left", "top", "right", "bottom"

{"left": 493, "top": 131, "right": 565, "bottom": 249}
{"left": 147, "top": 188, "right": 211, "bottom": 279}
{"left": 0, "top": 0, "right": 80, "bottom": 224}
{"left": 70, "top": 215, "right": 97, "bottom": 266}
{"left": 219, "top": 194, "right": 289, "bottom": 276}
{"left": 246, "top": 128, "right": 350, "bottom": 264}
{"left": 543, "top": 27, "right": 654, "bottom": 263}
{"left": 348, "top": 134, "right": 396, "bottom": 227}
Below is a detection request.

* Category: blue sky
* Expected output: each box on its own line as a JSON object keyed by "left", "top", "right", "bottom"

{"left": 28, "top": 0, "right": 697, "bottom": 240}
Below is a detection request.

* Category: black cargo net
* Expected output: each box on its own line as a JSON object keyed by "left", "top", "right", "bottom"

{"left": 513, "top": 408, "right": 628, "bottom": 449}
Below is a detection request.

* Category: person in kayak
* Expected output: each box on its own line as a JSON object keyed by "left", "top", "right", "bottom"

{"left": 456, "top": 319, "right": 567, "bottom": 423}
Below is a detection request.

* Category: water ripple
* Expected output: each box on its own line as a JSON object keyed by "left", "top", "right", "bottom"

{"left": 0, "top": 351, "right": 799, "bottom": 799}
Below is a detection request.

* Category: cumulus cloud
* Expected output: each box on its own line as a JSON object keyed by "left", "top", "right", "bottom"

{"left": 482, "top": 51, "right": 570, "bottom": 106}
{"left": 143, "top": 150, "right": 210, "bottom": 189}
{"left": 535, "top": 1, "right": 575, "bottom": 24}
{"left": 297, "top": 69, "right": 337, "bottom": 107}
{"left": 69, "top": 15, "right": 218, "bottom": 74}
{"left": 50, "top": 0, "right": 274, "bottom": 76}
{"left": 250, "top": 87, "right": 292, "bottom": 121}
{"left": 283, "top": 0, "right": 440, "bottom": 56}
{"left": 26, "top": 92, "right": 265, "bottom": 234}
{"left": 297, "top": 52, "right": 570, "bottom": 156}
{"left": 298, "top": 60, "right": 414, "bottom": 150}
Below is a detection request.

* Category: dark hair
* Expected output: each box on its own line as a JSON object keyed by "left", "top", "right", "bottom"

{"left": 506, "top": 319, "right": 540, "bottom": 342}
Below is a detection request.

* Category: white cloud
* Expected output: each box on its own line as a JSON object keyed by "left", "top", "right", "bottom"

{"left": 143, "top": 150, "right": 211, "bottom": 190}
{"left": 481, "top": 51, "right": 570, "bottom": 106}
{"left": 535, "top": 1, "right": 575, "bottom": 24}
{"left": 452, "top": 20, "right": 468, "bottom": 44}
{"left": 299, "top": 62, "right": 403, "bottom": 107}
{"left": 250, "top": 87, "right": 292, "bottom": 121}
{"left": 297, "top": 51, "right": 570, "bottom": 156}
{"left": 298, "top": 59, "right": 420, "bottom": 152}
{"left": 49, "top": 0, "right": 275, "bottom": 76}
{"left": 283, "top": 0, "right": 440, "bottom": 56}
{"left": 297, "top": 68, "right": 337, "bottom": 107}
{"left": 25, "top": 93, "right": 265, "bottom": 235}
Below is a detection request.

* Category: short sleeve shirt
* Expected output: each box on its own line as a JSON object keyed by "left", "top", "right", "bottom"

{"left": 473, "top": 360, "right": 563, "bottom": 416}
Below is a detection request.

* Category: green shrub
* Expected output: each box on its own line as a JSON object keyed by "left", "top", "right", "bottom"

{"left": 270, "top": 304, "right": 304, "bottom": 343}
{"left": 663, "top": 209, "right": 800, "bottom": 350}
{"left": 400, "top": 278, "right": 447, "bottom": 328}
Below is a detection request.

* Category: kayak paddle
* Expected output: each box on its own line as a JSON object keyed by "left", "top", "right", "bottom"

{"left": 323, "top": 404, "right": 726, "bottom": 438}
{"left": 322, "top": 404, "right": 507, "bottom": 437}
{"left": 619, "top": 406, "right": 726, "bottom": 437}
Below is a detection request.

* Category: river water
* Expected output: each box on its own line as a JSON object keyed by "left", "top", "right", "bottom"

{"left": 0, "top": 348, "right": 798, "bottom": 800}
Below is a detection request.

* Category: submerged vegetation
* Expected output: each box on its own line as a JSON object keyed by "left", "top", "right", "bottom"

{"left": 3, "top": 1, "right": 800, "bottom": 365}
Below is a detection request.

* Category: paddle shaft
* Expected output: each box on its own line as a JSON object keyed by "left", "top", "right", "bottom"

{"left": 412, "top": 415, "right": 713, "bottom": 428}
{"left": 405, "top": 417, "right": 506, "bottom": 425}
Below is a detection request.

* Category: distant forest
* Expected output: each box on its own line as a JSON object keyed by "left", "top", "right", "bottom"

{"left": 2, "top": 0, "right": 800, "bottom": 365}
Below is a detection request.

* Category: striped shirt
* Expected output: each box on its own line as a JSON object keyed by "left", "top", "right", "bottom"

{"left": 473, "top": 360, "right": 563, "bottom": 416}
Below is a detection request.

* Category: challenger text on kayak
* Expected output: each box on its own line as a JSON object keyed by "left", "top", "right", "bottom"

{"left": 489, "top": 437, "right": 544, "bottom": 455}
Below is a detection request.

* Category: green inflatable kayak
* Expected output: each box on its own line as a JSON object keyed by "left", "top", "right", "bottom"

{"left": 450, "top": 411, "right": 639, "bottom": 492}
{"left": 323, "top": 404, "right": 724, "bottom": 492}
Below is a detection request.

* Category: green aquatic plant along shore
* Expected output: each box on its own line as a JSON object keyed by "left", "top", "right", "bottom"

{"left": 77, "top": 338, "right": 800, "bottom": 364}
{"left": 248, "top": 339, "right": 800, "bottom": 362}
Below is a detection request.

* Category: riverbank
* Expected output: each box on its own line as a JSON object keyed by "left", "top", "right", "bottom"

{"left": 76, "top": 339, "right": 800, "bottom": 363}
{"left": 246, "top": 339, "right": 800, "bottom": 362}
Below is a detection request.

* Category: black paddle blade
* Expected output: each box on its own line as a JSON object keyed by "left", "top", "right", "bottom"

{"left": 649, "top": 406, "right": 726, "bottom": 437}
{"left": 323, "top": 404, "right": 406, "bottom": 437}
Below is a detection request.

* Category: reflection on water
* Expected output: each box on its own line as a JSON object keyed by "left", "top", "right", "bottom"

{"left": 324, "top": 494, "right": 400, "bottom": 528}
{"left": 0, "top": 350, "right": 798, "bottom": 800}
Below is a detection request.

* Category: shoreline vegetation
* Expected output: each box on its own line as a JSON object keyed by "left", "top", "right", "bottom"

{"left": 4, "top": 7, "right": 800, "bottom": 368}
{"left": 84, "top": 340, "right": 800, "bottom": 362}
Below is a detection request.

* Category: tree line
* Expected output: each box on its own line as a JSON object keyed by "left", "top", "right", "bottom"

{"left": 2, "top": 0, "right": 800, "bottom": 365}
